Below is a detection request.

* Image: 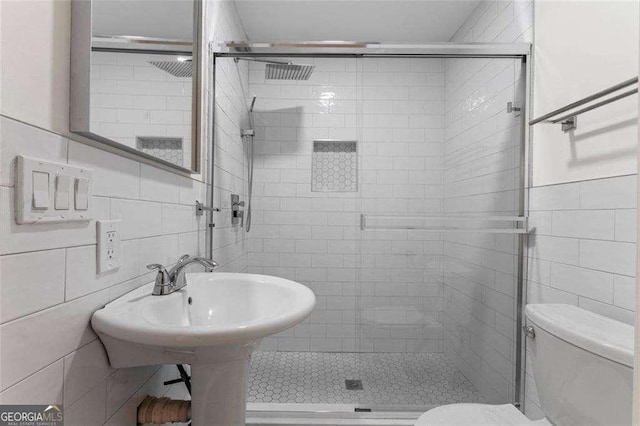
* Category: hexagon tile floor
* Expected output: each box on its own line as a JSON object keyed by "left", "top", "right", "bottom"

{"left": 247, "top": 351, "right": 483, "bottom": 406}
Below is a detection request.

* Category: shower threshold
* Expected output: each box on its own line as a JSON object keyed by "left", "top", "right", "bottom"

{"left": 246, "top": 403, "right": 425, "bottom": 426}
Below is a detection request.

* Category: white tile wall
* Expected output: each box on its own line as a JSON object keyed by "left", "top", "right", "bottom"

{"left": 525, "top": 176, "right": 638, "bottom": 418}
{"left": 0, "top": 1, "right": 246, "bottom": 424}
{"left": 443, "top": 0, "right": 533, "bottom": 407}
{"left": 442, "top": 55, "right": 522, "bottom": 404}
{"left": 3, "top": 0, "right": 635, "bottom": 422}
{"left": 206, "top": 17, "right": 250, "bottom": 274}
{"left": 0, "top": 116, "right": 209, "bottom": 421}
{"left": 527, "top": 177, "right": 637, "bottom": 320}
{"left": 245, "top": 57, "right": 446, "bottom": 353}
{"left": 451, "top": 0, "right": 635, "bottom": 418}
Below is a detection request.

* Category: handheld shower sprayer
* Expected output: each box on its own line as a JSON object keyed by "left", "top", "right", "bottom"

{"left": 242, "top": 95, "right": 257, "bottom": 232}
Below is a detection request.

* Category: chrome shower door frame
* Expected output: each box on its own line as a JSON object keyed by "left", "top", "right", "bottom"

{"left": 207, "top": 41, "right": 532, "bottom": 421}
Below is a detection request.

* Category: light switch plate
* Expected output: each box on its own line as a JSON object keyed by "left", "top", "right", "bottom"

{"left": 15, "top": 156, "right": 93, "bottom": 224}
{"left": 97, "top": 220, "right": 121, "bottom": 273}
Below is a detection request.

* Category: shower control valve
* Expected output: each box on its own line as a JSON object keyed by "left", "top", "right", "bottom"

{"left": 231, "top": 194, "right": 245, "bottom": 227}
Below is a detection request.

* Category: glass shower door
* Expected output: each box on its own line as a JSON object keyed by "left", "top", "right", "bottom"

{"left": 355, "top": 55, "right": 527, "bottom": 411}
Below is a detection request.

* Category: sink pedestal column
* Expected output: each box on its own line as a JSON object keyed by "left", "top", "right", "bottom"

{"left": 190, "top": 359, "right": 249, "bottom": 426}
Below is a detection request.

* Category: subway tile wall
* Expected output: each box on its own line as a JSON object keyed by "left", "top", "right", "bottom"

{"left": 245, "top": 57, "right": 447, "bottom": 353}
{"left": 90, "top": 52, "right": 193, "bottom": 167}
{"left": 0, "top": 0, "right": 247, "bottom": 423}
{"left": 443, "top": 0, "right": 535, "bottom": 407}
{"left": 208, "top": 40, "right": 250, "bottom": 273}
{"left": 0, "top": 115, "right": 205, "bottom": 423}
{"left": 527, "top": 176, "right": 637, "bottom": 321}
{"left": 442, "top": 55, "right": 523, "bottom": 403}
{"left": 450, "top": 0, "right": 637, "bottom": 418}
{"left": 524, "top": 175, "right": 637, "bottom": 419}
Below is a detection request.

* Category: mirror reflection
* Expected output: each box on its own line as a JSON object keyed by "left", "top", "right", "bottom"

{"left": 89, "top": 0, "right": 196, "bottom": 169}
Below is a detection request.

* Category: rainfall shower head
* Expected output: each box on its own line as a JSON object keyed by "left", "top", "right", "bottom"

{"left": 234, "top": 57, "right": 315, "bottom": 81}
{"left": 264, "top": 63, "right": 315, "bottom": 80}
{"left": 149, "top": 57, "right": 192, "bottom": 78}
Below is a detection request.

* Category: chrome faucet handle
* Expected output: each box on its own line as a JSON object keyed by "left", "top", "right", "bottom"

{"left": 147, "top": 263, "right": 168, "bottom": 274}
{"left": 147, "top": 264, "right": 171, "bottom": 295}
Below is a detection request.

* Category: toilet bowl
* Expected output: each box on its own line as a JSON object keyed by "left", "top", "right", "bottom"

{"left": 415, "top": 304, "right": 634, "bottom": 426}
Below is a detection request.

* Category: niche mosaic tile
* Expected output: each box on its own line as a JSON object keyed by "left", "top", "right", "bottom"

{"left": 312, "top": 140, "right": 357, "bottom": 192}
{"left": 137, "top": 137, "right": 184, "bottom": 166}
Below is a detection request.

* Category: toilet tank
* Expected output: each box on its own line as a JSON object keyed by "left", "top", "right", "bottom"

{"left": 525, "top": 304, "right": 634, "bottom": 426}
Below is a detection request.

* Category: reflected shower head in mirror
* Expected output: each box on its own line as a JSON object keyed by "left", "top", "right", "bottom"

{"left": 234, "top": 57, "right": 315, "bottom": 80}
{"left": 148, "top": 57, "right": 192, "bottom": 77}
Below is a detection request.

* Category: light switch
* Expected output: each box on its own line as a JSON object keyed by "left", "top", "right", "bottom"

{"left": 16, "top": 156, "right": 94, "bottom": 224}
{"left": 54, "top": 175, "right": 71, "bottom": 210}
{"left": 32, "top": 171, "right": 49, "bottom": 210}
{"left": 75, "top": 178, "right": 89, "bottom": 210}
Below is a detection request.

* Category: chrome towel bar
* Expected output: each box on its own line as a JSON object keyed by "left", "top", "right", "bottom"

{"left": 529, "top": 77, "right": 638, "bottom": 133}
{"left": 360, "top": 214, "right": 528, "bottom": 234}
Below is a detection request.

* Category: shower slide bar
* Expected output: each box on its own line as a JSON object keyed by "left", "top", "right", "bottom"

{"left": 529, "top": 77, "right": 638, "bottom": 133}
{"left": 360, "top": 214, "right": 528, "bottom": 234}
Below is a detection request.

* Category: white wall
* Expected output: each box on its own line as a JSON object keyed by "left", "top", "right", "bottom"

{"left": 532, "top": 0, "right": 639, "bottom": 186}
{"left": 525, "top": 0, "right": 639, "bottom": 420}
{"left": 0, "top": 0, "right": 247, "bottom": 424}
{"left": 0, "top": 0, "right": 71, "bottom": 134}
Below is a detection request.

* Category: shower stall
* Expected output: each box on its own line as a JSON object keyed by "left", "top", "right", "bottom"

{"left": 209, "top": 42, "right": 530, "bottom": 421}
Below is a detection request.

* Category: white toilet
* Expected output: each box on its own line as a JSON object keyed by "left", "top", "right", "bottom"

{"left": 416, "top": 303, "right": 634, "bottom": 425}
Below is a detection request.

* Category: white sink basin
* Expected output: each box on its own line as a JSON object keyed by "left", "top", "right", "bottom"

{"left": 91, "top": 272, "right": 315, "bottom": 425}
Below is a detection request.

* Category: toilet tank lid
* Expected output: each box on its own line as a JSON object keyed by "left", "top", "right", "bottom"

{"left": 525, "top": 304, "right": 634, "bottom": 367}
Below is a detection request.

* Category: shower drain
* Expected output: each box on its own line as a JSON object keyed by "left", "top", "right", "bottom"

{"left": 345, "top": 379, "right": 363, "bottom": 390}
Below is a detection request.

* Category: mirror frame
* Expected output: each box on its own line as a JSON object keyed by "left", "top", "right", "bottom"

{"left": 70, "top": 0, "right": 203, "bottom": 174}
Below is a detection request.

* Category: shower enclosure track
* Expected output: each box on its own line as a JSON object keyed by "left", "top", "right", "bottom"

{"left": 207, "top": 40, "right": 532, "bottom": 419}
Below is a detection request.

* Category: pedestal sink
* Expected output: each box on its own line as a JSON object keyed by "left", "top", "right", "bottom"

{"left": 91, "top": 272, "right": 315, "bottom": 425}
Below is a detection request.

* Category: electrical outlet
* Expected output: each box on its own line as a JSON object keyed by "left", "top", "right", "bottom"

{"left": 97, "top": 220, "right": 121, "bottom": 273}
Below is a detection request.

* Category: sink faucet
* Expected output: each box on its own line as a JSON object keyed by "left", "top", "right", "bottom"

{"left": 147, "top": 254, "right": 218, "bottom": 296}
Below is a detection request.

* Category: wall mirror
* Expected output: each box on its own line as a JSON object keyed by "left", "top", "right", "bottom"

{"left": 70, "top": 0, "right": 202, "bottom": 173}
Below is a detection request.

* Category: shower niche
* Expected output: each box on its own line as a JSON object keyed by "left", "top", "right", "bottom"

{"left": 311, "top": 140, "right": 358, "bottom": 192}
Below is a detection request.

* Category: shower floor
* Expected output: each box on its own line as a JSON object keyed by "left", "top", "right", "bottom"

{"left": 247, "top": 351, "right": 483, "bottom": 407}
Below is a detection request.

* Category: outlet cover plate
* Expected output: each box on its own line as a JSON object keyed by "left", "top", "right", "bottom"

{"left": 97, "top": 220, "right": 121, "bottom": 273}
